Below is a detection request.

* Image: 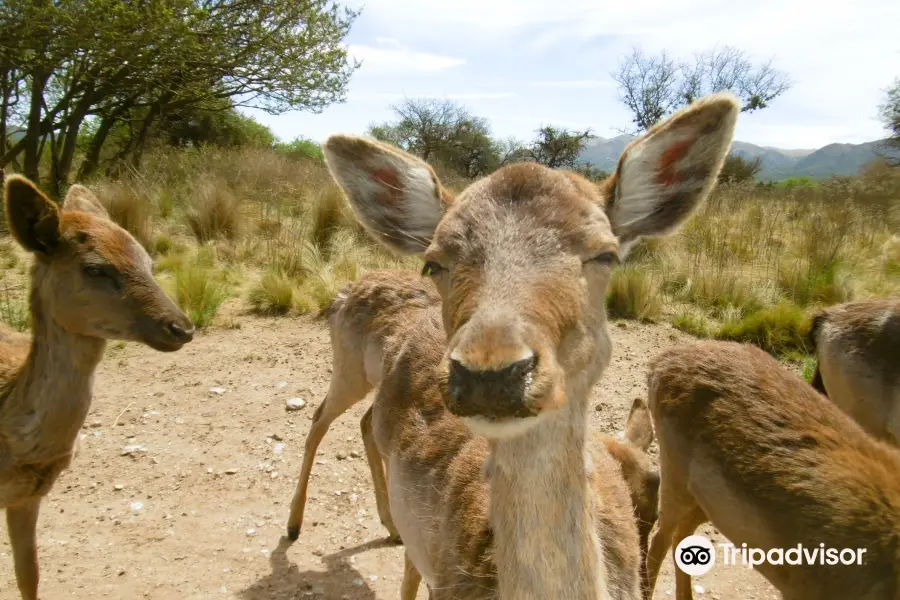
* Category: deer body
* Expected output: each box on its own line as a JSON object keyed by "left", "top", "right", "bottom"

{"left": 644, "top": 341, "right": 900, "bottom": 600}
{"left": 809, "top": 296, "right": 900, "bottom": 444}
{"left": 288, "top": 92, "right": 738, "bottom": 599}
{"left": 0, "top": 176, "right": 194, "bottom": 599}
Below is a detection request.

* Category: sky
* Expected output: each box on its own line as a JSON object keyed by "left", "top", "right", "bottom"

{"left": 243, "top": 0, "right": 900, "bottom": 150}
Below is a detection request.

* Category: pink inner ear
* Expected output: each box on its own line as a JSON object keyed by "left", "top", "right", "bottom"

{"left": 655, "top": 140, "right": 694, "bottom": 186}
{"left": 371, "top": 168, "right": 404, "bottom": 206}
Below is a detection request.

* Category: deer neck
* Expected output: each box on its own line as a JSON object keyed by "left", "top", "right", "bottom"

{"left": 488, "top": 377, "right": 607, "bottom": 600}
{"left": 10, "top": 268, "right": 107, "bottom": 462}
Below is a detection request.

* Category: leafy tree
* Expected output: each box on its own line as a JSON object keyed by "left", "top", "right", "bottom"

{"left": 526, "top": 125, "right": 595, "bottom": 169}
{"left": 718, "top": 154, "right": 763, "bottom": 183}
{"left": 878, "top": 78, "right": 900, "bottom": 166}
{"left": 571, "top": 163, "right": 609, "bottom": 182}
{"left": 274, "top": 136, "right": 325, "bottom": 161}
{"left": 369, "top": 98, "right": 500, "bottom": 178}
{"left": 613, "top": 45, "right": 791, "bottom": 131}
{"left": 1, "top": 0, "right": 359, "bottom": 194}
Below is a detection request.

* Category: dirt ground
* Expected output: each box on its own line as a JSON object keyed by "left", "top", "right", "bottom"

{"left": 0, "top": 311, "right": 780, "bottom": 600}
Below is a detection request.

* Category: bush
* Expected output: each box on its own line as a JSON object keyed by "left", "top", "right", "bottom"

{"left": 173, "top": 264, "right": 230, "bottom": 328}
{"left": 606, "top": 265, "right": 663, "bottom": 322}
{"left": 186, "top": 178, "right": 243, "bottom": 242}
{"left": 715, "top": 303, "right": 811, "bottom": 356}
{"left": 248, "top": 272, "right": 294, "bottom": 316}
{"left": 718, "top": 154, "right": 762, "bottom": 183}
{"left": 274, "top": 136, "right": 325, "bottom": 161}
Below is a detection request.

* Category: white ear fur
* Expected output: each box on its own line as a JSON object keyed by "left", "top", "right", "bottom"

{"left": 607, "top": 92, "right": 740, "bottom": 244}
{"left": 323, "top": 135, "right": 447, "bottom": 255}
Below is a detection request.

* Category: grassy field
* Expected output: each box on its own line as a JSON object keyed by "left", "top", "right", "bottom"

{"left": 2, "top": 147, "right": 899, "bottom": 367}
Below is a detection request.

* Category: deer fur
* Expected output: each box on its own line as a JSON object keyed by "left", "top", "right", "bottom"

{"left": 285, "top": 274, "right": 661, "bottom": 596}
{"left": 809, "top": 296, "right": 900, "bottom": 444}
{"left": 286, "top": 92, "right": 737, "bottom": 599}
{"left": 0, "top": 175, "right": 195, "bottom": 600}
{"left": 644, "top": 340, "right": 900, "bottom": 600}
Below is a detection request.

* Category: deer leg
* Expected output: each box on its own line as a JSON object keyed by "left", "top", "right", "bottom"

{"left": 401, "top": 550, "right": 422, "bottom": 600}
{"left": 643, "top": 478, "right": 702, "bottom": 600}
{"left": 287, "top": 370, "right": 370, "bottom": 540}
{"left": 7, "top": 498, "right": 41, "bottom": 600}
{"left": 361, "top": 405, "right": 400, "bottom": 542}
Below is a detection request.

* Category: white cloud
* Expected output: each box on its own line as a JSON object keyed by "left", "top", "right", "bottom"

{"left": 348, "top": 39, "right": 464, "bottom": 74}
{"left": 357, "top": 92, "right": 517, "bottom": 101}
{"left": 524, "top": 80, "right": 614, "bottom": 89}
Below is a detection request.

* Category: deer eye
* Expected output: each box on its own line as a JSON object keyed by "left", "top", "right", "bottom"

{"left": 84, "top": 265, "right": 105, "bottom": 277}
{"left": 421, "top": 261, "right": 447, "bottom": 277}
{"left": 586, "top": 252, "right": 620, "bottom": 267}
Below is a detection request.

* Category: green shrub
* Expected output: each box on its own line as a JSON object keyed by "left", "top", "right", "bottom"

{"left": 715, "top": 302, "right": 811, "bottom": 356}
{"left": 248, "top": 272, "right": 294, "bottom": 316}
{"left": 606, "top": 265, "right": 663, "bottom": 322}
{"left": 173, "top": 264, "right": 229, "bottom": 328}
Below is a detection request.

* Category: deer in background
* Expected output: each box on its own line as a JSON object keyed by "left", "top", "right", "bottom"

{"left": 595, "top": 398, "right": 659, "bottom": 575}
{"left": 285, "top": 273, "right": 661, "bottom": 592}
{"left": 644, "top": 340, "right": 900, "bottom": 600}
{"left": 0, "top": 176, "right": 195, "bottom": 600}
{"left": 809, "top": 296, "right": 900, "bottom": 444}
{"left": 285, "top": 92, "right": 737, "bottom": 599}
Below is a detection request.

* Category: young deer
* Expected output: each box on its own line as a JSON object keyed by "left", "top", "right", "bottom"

{"left": 284, "top": 273, "right": 660, "bottom": 582}
{"left": 644, "top": 340, "right": 900, "bottom": 600}
{"left": 0, "top": 176, "right": 195, "bottom": 600}
{"left": 809, "top": 296, "right": 900, "bottom": 444}
{"left": 286, "top": 92, "right": 737, "bottom": 599}
{"left": 595, "top": 398, "right": 659, "bottom": 572}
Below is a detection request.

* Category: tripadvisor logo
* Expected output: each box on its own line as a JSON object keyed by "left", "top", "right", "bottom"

{"left": 674, "top": 535, "right": 868, "bottom": 575}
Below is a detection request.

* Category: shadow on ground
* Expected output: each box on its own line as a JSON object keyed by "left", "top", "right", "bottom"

{"left": 239, "top": 536, "right": 395, "bottom": 599}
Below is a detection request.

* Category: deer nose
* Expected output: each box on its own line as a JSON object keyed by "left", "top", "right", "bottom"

{"left": 167, "top": 322, "right": 195, "bottom": 343}
{"left": 446, "top": 355, "right": 537, "bottom": 419}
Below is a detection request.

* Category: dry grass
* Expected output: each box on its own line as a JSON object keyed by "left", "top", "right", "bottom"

{"left": 95, "top": 181, "right": 154, "bottom": 250}
{"left": 41, "top": 144, "right": 894, "bottom": 360}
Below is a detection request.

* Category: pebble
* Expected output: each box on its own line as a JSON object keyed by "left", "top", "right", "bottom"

{"left": 113, "top": 484, "right": 124, "bottom": 491}
{"left": 694, "top": 585, "right": 705, "bottom": 595}
{"left": 224, "top": 468, "right": 238, "bottom": 474}
{"left": 209, "top": 387, "right": 227, "bottom": 395}
{"left": 246, "top": 528, "right": 256, "bottom": 536}
{"left": 349, "top": 450, "right": 360, "bottom": 459}
{"left": 285, "top": 398, "right": 306, "bottom": 411}
{"left": 336, "top": 451, "right": 347, "bottom": 460}
{"left": 131, "top": 502, "right": 144, "bottom": 512}
{"left": 90, "top": 421, "right": 103, "bottom": 428}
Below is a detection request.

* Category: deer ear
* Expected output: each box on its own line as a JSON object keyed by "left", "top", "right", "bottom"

{"left": 63, "top": 184, "right": 109, "bottom": 218}
{"left": 3, "top": 175, "right": 61, "bottom": 255}
{"left": 605, "top": 93, "right": 739, "bottom": 249}
{"left": 624, "top": 397, "right": 654, "bottom": 451}
{"left": 323, "top": 135, "right": 453, "bottom": 255}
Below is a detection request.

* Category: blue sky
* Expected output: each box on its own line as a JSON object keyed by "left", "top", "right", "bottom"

{"left": 244, "top": 0, "right": 899, "bottom": 150}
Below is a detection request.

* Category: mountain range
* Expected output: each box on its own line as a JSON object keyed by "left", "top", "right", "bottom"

{"left": 578, "top": 135, "right": 899, "bottom": 181}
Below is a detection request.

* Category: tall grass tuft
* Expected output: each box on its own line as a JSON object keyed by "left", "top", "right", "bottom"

{"left": 173, "top": 263, "right": 230, "bottom": 328}
{"left": 248, "top": 271, "right": 294, "bottom": 316}
{"left": 606, "top": 265, "right": 663, "bottom": 322}
{"left": 715, "top": 302, "right": 811, "bottom": 356}
{"left": 96, "top": 181, "right": 154, "bottom": 250}
{"left": 186, "top": 178, "right": 243, "bottom": 243}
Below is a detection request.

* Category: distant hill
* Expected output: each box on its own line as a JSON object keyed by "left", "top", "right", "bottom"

{"left": 578, "top": 135, "right": 899, "bottom": 181}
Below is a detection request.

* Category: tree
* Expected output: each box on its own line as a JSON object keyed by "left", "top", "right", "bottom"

{"left": 718, "top": 154, "right": 763, "bottom": 183}
{"left": 878, "top": 78, "right": 900, "bottom": 166}
{"left": 1, "top": 0, "right": 359, "bottom": 194}
{"left": 613, "top": 45, "right": 792, "bottom": 131}
{"left": 369, "top": 98, "right": 501, "bottom": 178}
{"left": 526, "top": 125, "right": 595, "bottom": 169}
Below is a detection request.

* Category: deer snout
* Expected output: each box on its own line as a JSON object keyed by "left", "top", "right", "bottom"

{"left": 445, "top": 354, "right": 538, "bottom": 419}
{"left": 167, "top": 321, "right": 195, "bottom": 344}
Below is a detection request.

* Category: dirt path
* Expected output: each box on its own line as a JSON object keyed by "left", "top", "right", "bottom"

{"left": 1, "top": 315, "right": 778, "bottom": 599}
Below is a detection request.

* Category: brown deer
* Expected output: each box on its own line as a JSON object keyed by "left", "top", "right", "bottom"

{"left": 809, "top": 296, "right": 900, "bottom": 444}
{"left": 0, "top": 175, "right": 195, "bottom": 600}
{"left": 643, "top": 340, "right": 900, "bottom": 600}
{"left": 286, "top": 91, "right": 738, "bottom": 599}
{"left": 284, "top": 272, "right": 661, "bottom": 589}
{"left": 595, "top": 398, "right": 659, "bottom": 572}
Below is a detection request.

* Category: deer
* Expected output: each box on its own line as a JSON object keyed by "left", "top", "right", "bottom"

{"left": 284, "top": 91, "right": 738, "bottom": 599}
{"left": 0, "top": 175, "right": 195, "bottom": 600}
{"left": 595, "top": 398, "right": 659, "bottom": 572}
{"left": 643, "top": 340, "right": 900, "bottom": 600}
{"left": 808, "top": 296, "right": 900, "bottom": 444}
{"left": 284, "top": 270, "right": 661, "bottom": 581}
